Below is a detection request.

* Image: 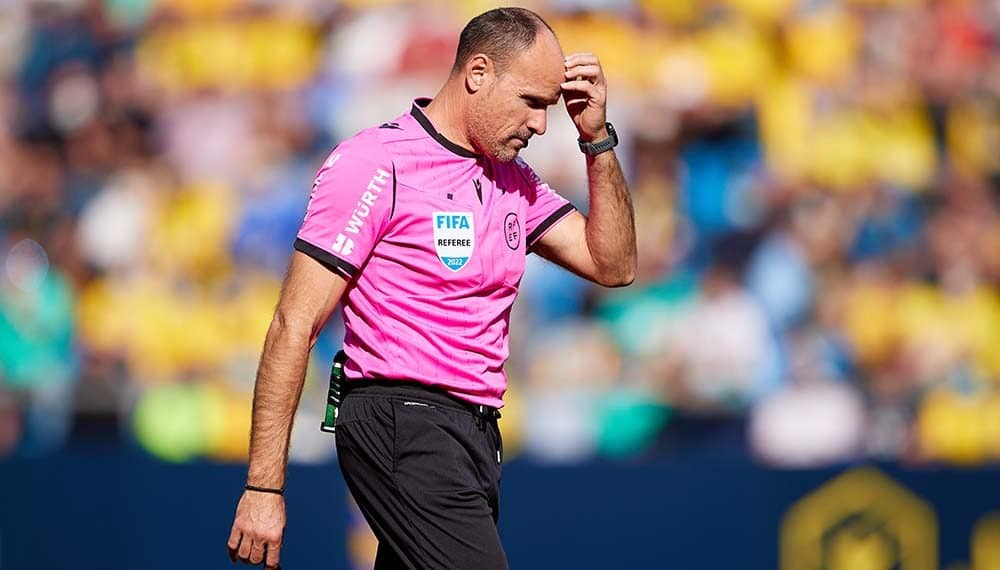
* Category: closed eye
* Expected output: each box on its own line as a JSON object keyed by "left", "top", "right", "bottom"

{"left": 523, "top": 96, "right": 549, "bottom": 109}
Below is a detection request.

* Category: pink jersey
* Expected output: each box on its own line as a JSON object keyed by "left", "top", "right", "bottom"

{"left": 295, "top": 99, "right": 575, "bottom": 407}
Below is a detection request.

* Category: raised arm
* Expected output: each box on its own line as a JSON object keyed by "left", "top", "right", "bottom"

{"left": 533, "top": 52, "right": 636, "bottom": 287}
{"left": 532, "top": 150, "right": 635, "bottom": 287}
{"left": 227, "top": 251, "right": 347, "bottom": 568}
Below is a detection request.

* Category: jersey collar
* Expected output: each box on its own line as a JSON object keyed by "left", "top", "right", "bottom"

{"left": 410, "top": 98, "right": 480, "bottom": 159}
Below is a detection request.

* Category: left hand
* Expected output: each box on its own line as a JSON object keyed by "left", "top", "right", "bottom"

{"left": 561, "top": 52, "right": 608, "bottom": 142}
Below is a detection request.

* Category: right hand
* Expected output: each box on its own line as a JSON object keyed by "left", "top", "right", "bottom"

{"left": 227, "top": 490, "right": 286, "bottom": 568}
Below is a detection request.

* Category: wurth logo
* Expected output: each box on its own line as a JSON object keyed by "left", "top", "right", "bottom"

{"left": 331, "top": 233, "right": 354, "bottom": 256}
{"left": 327, "top": 166, "right": 390, "bottom": 259}
{"left": 344, "top": 168, "right": 391, "bottom": 235}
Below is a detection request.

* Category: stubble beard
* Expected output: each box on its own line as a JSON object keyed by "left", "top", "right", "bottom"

{"left": 467, "top": 104, "right": 519, "bottom": 163}
{"left": 491, "top": 142, "right": 518, "bottom": 163}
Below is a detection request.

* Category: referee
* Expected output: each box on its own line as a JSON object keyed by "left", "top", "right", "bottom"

{"left": 227, "top": 7, "right": 636, "bottom": 569}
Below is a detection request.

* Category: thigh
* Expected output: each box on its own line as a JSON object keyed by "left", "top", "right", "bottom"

{"left": 336, "top": 395, "right": 409, "bottom": 565}
{"left": 336, "top": 395, "right": 508, "bottom": 570}
{"left": 392, "top": 401, "right": 508, "bottom": 569}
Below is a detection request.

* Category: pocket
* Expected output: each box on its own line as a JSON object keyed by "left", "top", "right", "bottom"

{"left": 334, "top": 396, "right": 397, "bottom": 475}
{"left": 335, "top": 393, "right": 369, "bottom": 426}
{"left": 343, "top": 394, "right": 396, "bottom": 427}
{"left": 392, "top": 401, "right": 480, "bottom": 495}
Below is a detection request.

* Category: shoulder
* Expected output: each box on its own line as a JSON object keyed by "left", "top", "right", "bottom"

{"left": 329, "top": 108, "right": 422, "bottom": 156}
{"left": 312, "top": 127, "right": 397, "bottom": 188}
{"left": 332, "top": 126, "right": 393, "bottom": 164}
{"left": 309, "top": 127, "right": 399, "bottom": 196}
{"left": 365, "top": 113, "right": 429, "bottom": 160}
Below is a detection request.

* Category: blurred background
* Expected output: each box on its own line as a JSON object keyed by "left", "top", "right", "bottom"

{"left": 2, "top": 0, "right": 1000, "bottom": 568}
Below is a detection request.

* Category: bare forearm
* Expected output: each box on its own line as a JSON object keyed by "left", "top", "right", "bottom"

{"left": 584, "top": 149, "right": 636, "bottom": 285}
{"left": 246, "top": 317, "right": 312, "bottom": 488}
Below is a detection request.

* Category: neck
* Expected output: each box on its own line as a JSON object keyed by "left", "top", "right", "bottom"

{"left": 423, "top": 83, "right": 475, "bottom": 154}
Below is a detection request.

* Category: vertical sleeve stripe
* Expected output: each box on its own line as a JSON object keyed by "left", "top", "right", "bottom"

{"left": 294, "top": 238, "right": 359, "bottom": 278}
{"left": 389, "top": 162, "right": 397, "bottom": 219}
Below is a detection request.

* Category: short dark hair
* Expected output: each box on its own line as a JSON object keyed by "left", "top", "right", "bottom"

{"left": 451, "top": 7, "right": 555, "bottom": 76}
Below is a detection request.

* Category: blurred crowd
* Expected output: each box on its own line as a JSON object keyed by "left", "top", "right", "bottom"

{"left": 1, "top": 0, "right": 999, "bottom": 468}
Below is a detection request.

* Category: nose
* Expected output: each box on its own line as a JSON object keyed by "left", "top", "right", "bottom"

{"left": 527, "top": 108, "right": 547, "bottom": 136}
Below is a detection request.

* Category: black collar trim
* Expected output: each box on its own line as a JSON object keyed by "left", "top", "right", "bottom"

{"left": 410, "top": 98, "right": 479, "bottom": 159}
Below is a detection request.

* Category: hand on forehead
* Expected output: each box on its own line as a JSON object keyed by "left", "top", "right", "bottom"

{"left": 505, "top": 32, "right": 565, "bottom": 102}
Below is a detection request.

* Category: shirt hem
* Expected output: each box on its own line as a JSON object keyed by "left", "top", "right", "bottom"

{"left": 344, "top": 377, "right": 504, "bottom": 409}
{"left": 526, "top": 203, "right": 577, "bottom": 251}
{"left": 294, "top": 237, "right": 359, "bottom": 278}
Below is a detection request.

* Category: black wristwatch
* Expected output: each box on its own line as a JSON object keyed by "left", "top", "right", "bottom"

{"left": 578, "top": 122, "right": 618, "bottom": 155}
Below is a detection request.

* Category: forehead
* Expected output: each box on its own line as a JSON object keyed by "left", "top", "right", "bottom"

{"left": 503, "top": 32, "right": 565, "bottom": 99}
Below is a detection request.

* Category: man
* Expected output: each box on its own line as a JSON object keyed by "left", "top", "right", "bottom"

{"left": 227, "top": 7, "right": 635, "bottom": 569}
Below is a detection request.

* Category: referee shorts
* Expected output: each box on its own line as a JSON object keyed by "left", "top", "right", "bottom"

{"left": 335, "top": 381, "right": 508, "bottom": 570}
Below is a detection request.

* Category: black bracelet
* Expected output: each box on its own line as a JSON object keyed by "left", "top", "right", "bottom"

{"left": 245, "top": 484, "right": 284, "bottom": 496}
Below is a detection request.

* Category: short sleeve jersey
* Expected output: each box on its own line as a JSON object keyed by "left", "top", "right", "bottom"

{"left": 295, "top": 99, "right": 576, "bottom": 407}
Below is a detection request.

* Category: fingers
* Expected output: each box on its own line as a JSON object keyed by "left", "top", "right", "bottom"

{"left": 560, "top": 79, "right": 601, "bottom": 102}
{"left": 560, "top": 51, "right": 609, "bottom": 138}
{"left": 229, "top": 530, "right": 281, "bottom": 566}
{"left": 249, "top": 540, "right": 266, "bottom": 565}
{"left": 563, "top": 65, "right": 603, "bottom": 84}
{"left": 564, "top": 52, "right": 599, "bottom": 68}
{"left": 238, "top": 532, "right": 253, "bottom": 562}
{"left": 228, "top": 492, "right": 286, "bottom": 566}
{"left": 265, "top": 539, "right": 283, "bottom": 569}
{"left": 227, "top": 525, "right": 242, "bottom": 562}
{"left": 562, "top": 52, "right": 606, "bottom": 104}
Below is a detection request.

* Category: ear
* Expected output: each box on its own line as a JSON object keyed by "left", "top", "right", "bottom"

{"left": 464, "top": 54, "right": 491, "bottom": 94}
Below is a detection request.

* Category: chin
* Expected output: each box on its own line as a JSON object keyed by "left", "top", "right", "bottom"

{"left": 490, "top": 146, "right": 519, "bottom": 163}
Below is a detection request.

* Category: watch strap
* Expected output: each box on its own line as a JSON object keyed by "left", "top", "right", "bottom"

{"left": 578, "top": 122, "right": 618, "bottom": 155}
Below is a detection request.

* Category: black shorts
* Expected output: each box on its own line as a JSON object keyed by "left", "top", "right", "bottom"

{"left": 335, "top": 381, "right": 507, "bottom": 570}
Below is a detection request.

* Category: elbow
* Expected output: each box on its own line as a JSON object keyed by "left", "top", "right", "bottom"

{"left": 596, "top": 261, "right": 636, "bottom": 288}
{"left": 270, "top": 307, "right": 319, "bottom": 348}
{"left": 600, "top": 273, "right": 635, "bottom": 288}
{"left": 618, "top": 270, "right": 637, "bottom": 287}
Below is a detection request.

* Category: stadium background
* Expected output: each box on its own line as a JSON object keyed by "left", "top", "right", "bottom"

{"left": 2, "top": 0, "right": 1000, "bottom": 567}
